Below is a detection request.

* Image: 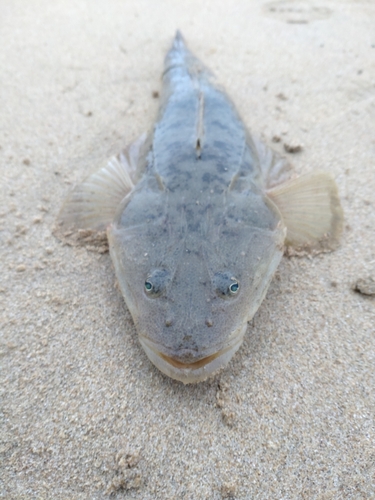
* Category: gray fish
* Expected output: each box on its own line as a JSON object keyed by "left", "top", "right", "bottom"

{"left": 56, "top": 32, "right": 343, "bottom": 383}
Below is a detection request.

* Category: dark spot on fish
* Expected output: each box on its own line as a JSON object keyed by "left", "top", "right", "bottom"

{"left": 196, "top": 138, "right": 202, "bottom": 159}
{"left": 211, "top": 119, "right": 229, "bottom": 131}
{"left": 213, "top": 140, "right": 229, "bottom": 151}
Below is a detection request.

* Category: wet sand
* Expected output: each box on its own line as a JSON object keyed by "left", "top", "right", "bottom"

{"left": 1, "top": 1, "right": 375, "bottom": 498}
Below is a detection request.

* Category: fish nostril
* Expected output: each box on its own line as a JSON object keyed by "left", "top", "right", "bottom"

{"left": 205, "top": 318, "right": 213, "bottom": 327}
{"left": 165, "top": 318, "right": 173, "bottom": 327}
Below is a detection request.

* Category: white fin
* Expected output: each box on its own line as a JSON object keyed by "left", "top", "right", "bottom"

{"left": 250, "top": 135, "right": 293, "bottom": 188}
{"left": 54, "top": 134, "right": 147, "bottom": 243}
{"left": 266, "top": 171, "right": 344, "bottom": 251}
{"left": 56, "top": 155, "right": 133, "bottom": 232}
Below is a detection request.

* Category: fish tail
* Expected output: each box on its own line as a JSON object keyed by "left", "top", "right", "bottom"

{"left": 164, "top": 30, "right": 189, "bottom": 70}
{"left": 163, "top": 31, "right": 210, "bottom": 84}
{"left": 173, "top": 30, "right": 186, "bottom": 50}
{"left": 157, "top": 32, "right": 213, "bottom": 120}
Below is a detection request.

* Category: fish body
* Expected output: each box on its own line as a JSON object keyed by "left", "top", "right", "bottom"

{"left": 56, "top": 33, "right": 343, "bottom": 383}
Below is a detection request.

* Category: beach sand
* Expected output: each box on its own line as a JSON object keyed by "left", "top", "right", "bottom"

{"left": 1, "top": 1, "right": 375, "bottom": 498}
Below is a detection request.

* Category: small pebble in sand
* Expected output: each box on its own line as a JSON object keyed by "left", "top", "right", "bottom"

{"left": 16, "top": 264, "right": 26, "bottom": 272}
{"left": 106, "top": 470, "right": 141, "bottom": 494}
{"left": 15, "top": 224, "right": 27, "bottom": 235}
{"left": 353, "top": 277, "right": 375, "bottom": 296}
{"left": 284, "top": 142, "right": 303, "bottom": 153}
{"left": 221, "top": 481, "right": 237, "bottom": 498}
{"left": 222, "top": 408, "right": 236, "bottom": 427}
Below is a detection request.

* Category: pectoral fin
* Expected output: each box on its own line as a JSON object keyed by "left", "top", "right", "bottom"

{"left": 266, "top": 172, "right": 343, "bottom": 251}
{"left": 54, "top": 134, "right": 147, "bottom": 245}
{"left": 250, "top": 135, "right": 293, "bottom": 188}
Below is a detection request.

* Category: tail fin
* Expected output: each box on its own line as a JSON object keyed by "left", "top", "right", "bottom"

{"left": 164, "top": 30, "right": 189, "bottom": 70}
{"left": 163, "top": 31, "right": 210, "bottom": 84}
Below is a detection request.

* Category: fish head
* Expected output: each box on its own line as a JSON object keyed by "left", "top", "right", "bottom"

{"left": 108, "top": 192, "right": 285, "bottom": 384}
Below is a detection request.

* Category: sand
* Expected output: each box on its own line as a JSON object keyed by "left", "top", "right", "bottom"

{"left": 1, "top": 1, "right": 375, "bottom": 498}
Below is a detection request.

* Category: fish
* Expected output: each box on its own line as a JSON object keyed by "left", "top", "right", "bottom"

{"left": 55, "top": 32, "right": 343, "bottom": 384}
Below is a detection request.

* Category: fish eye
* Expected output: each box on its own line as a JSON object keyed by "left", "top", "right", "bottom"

{"left": 214, "top": 272, "right": 240, "bottom": 298}
{"left": 144, "top": 269, "right": 170, "bottom": 297}
{"left": 229, "top": 281, "right": 239, "bottom": 295}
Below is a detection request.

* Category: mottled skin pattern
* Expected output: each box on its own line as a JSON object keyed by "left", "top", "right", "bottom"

{"left": 108, "top": 33, "right": 285, "bottom": 382}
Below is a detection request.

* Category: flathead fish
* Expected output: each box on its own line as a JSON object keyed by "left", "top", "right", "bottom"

{"left": 56, "top": 32, "right": 343, "bottom": 383}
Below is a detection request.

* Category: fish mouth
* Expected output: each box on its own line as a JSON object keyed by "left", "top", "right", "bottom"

{"left": 139, "top": 323, "right": 247, "bottom": 384}
{"left": 158, "top": 350, "right": 223, "bottom": 370}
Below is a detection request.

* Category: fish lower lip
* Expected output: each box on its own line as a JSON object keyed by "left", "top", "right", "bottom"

{"left": 159, "top": 351, "right": 223, "bottom": 370}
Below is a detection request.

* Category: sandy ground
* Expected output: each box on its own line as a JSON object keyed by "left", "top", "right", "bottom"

{"left": 1, "top": 1, "right": 375, "bottom": 498}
